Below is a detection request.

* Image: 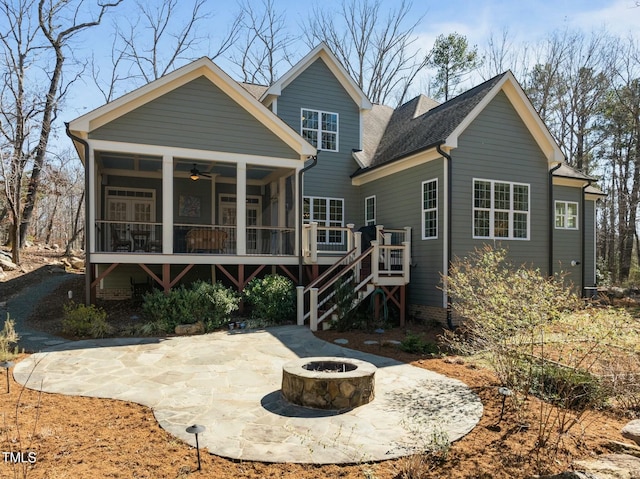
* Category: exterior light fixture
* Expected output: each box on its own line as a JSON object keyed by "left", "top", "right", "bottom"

{"left": 0, "top": 360, "right": 14, "bottom": 393}
{"left": 497, "top": 386, "right": 513, "bottom": 424}
{"left": 186, "top": 424, "right": 206, "bottom": 470}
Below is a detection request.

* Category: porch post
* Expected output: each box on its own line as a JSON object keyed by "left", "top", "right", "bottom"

{"left": 162, "top": 155, "right": 173, "bottom": 254}
{"left": 88, "top": 147, "right": 96, "bottom": 254}
{"left": 236, "top": 163, "right": 247, "bottom": 255}
{"left": 279, "top": 176, "right": 286, "bottom": 253}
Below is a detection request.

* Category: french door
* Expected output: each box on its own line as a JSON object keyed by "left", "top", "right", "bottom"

{"left": 219, "top": 195, "right": 261, "bottom": 253}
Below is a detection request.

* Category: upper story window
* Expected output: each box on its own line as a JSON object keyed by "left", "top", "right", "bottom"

{"left": 301, "top": 109, "right": 338, "bottom": 152}
{"left": 555, "top": 201, "right": 578, "bottom": 229}
{"left": 473, "top": 179, "right": 529, "bottom": 240}
{"left": 364, "top": 196, "right": 376, "bottom": 226}
{"left": 422, "top": 179, "right": 438, "bottom": 239}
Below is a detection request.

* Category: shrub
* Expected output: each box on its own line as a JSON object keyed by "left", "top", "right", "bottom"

{"left": 243, "top": 274, "right": 295, "bottom": 324}
{"left": 400, "top": 332, "right": 439, "bottom": 355}
{"left": 191, "top": 280, "right": 240, "bottom": 330}
{"left": 0, "top": 314, "right": 19, "bottom": 361}
{"left": 62, "top": 302, "right": 112, "bottom": 338}
{"left": 141, "top": 281, "right": 239, "bottom": 333}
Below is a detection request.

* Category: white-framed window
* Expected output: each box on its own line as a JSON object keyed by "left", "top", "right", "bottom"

{"left": 301, "top": 108, "right": 338, "bottom": 152}
{"left": 422, "top": 179, "right": 438, "bottom": 239}
{"left": 303, "top": 196, "right": 344, "bottom": 243}
{"left": 364, "top": 195, "right": 376, "bottom": 226}
{"left": 473, "top": 179, "right": 529, "bottom": 240}
{"left": 555, "top": 201, "right": 578, "bottom": 229}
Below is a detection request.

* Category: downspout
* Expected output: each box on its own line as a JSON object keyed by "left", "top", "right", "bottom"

{"left": 548, "top": 163, "right": 562, "bottom": 277}
{"left": 436, "top": 144, "right": 454, "bottom": 330}
{"left": 298, "top": 155, "right": 318, "bottom": 285}
{"left": 581, "top": 181, "right": 592, "bottom": 297}
{"left": 65, "top": 122, "right": 91, "bottom": 305}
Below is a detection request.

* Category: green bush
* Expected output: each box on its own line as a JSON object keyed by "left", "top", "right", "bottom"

{"left": 400, "top": 332, "right": 440, "bottom": 355}
{"left": 243, "top": 274, "right": 295, "bottom": 324}
{"left": 62, "top": 302, "right": 112, "bottom": 338}
{"left": 525, "top": 361, "right": 605, "bottom": 410}
{"left": 141, "top": 281, "right": 239, "bottom": 333}
{"left": 191, "top": 280, "right": 240, "bottom": 330}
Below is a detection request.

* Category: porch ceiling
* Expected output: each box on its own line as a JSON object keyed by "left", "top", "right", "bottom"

{"left": 97, "top": 152, "right": 290, "bottom": 181}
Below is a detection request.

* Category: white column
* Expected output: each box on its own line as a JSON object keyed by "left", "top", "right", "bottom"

{"left": 278, "top": 176, "right": 286, "bottom": 253}
{"left": 296, "top": 286, "right": 304, "bottom": 325}
{"left": 236, "top": 163, "right": 247, "bottom": 255}
{"left": 88, "top": 147, "right": 96, "bottom": 253}
{"left": 162, "top": 155, "right": 173, "bottom": 254}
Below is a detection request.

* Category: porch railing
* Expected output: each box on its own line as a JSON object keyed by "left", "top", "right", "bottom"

{"left": 173, "top": 224, "right": 294, "bottom": 255}
{"left": 95, "top": 220, "right": 162, "bottom": 253}
{"left": 302, "top": 223, "right": 356, "bottom": 262}
{"left": 174, "top": 224, "right": 234, "bottom": 254}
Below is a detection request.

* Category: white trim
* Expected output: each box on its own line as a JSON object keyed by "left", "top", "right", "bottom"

{"left": 472, "top": 178, "right": 530, "bottom": 240}
{"left": 421, "top": 179, "right": 438, "bottom": 240}
{"left": 236, "top": 164, "right": 247, "bottom": 255}
{"left": 300, "top": 108, "right": 339, "bottom": 152}
{"left": 88, "top": 139, "right": 306, "bottom": 169}
{"left": 364, "top": 195, "right": 376, "bottom": 226}
{"left": 162, "top": 156, "right": 174, "bottom": 254}
{"left": 554, "top": 200, "right": 579, "bottom": 230}
{"left": 89, "top": 147, "right": 96, "bottom": 253}
{"left": 352, "top": 149, "right": 442, "bottom": 186}
{"left": 68, "top": 57, "right": 316, "bottom": 157}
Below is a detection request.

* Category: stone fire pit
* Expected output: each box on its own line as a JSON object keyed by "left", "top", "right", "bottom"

{"left": 281, "top": 356, "right": 376, "bottom": 410}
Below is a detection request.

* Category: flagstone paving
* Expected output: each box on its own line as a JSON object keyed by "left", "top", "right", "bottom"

{"left": 13, "top": 325, "right": 483, "bottom": 464}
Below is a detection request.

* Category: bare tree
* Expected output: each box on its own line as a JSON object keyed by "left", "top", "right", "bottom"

{"left": 93, "top": 0, "right": 241, "bottom": 102}
{"left": 229, "top": 0, "right": 295, "bottom": 85}
{"left": 480, "top": 28, "right": 532, "bottom": 81}
{"left": 0, "top": 0, "right": 122, "bottom": 264}
{"left": 302, "top": 0, "right": 430, "bottom": 106}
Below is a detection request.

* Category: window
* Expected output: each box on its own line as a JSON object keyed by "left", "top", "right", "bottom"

{"left": 555, "top": 201, "right": 578, "bottom": 229}
{"left": 473, "top": 179, "right": 529, "bottom": 240}
{"left": 303, "top": 196, "right": 344, "bottom": 243}
{"left": 364, "top": 196, "right": 376, "bottom": 226}
{"left": 422, "top": 179, "right": 438, "bottom": 239}
{"left": 301, "top": 109, "right": 338, "bottom": 151}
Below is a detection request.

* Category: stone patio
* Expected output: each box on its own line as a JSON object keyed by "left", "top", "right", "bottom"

{"left": 13, "top": 325, "right": 483, "bottom": 464}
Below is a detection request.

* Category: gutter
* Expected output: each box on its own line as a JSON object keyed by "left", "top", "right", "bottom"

{"left": 64, "top": 122, "right": 91, "bottom": 305}
{"left": 436, "top": 144, "right": 454, "bottom": 330}
{"left": 548, "top": 162, "right": 562, "bottom": 277}
{"left": 298, "top": 155, "right": 318, "bottom": 285}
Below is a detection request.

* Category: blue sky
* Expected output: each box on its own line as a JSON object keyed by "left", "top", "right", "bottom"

{"left": 59, "top": 0, "right": 639, "bottom": 146}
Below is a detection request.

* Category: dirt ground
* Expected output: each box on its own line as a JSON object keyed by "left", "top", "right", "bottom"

{"left": 0, "top": 247, "right": 634, "bottom": 478}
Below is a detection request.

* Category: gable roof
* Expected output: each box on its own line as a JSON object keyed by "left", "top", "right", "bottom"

{"left": 353, "top": 71, "right": 565, "bottom": 178}
{"left": 260, "top": 43, "right": 372, "bottom": 110}
{"left": 68, "top": 57, "right": 316, "bottom": 158}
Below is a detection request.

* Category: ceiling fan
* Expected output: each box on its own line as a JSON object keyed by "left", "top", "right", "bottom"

{"left": 189, "top": 163, "right": 212, "bottom": 181}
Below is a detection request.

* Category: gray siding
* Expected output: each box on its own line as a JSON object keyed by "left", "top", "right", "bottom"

{"left": 451, "top": 91, "right": 550, "bottom": 271}
{"left": 277, "top": 58, "right": 362, "bottom": 224}
{"left": 91, "top": 76, "right": 298, "bottom": 159}
{"left": 552, "top": 185, "right": 582, "bottom": 284}
{"left": 360, "top": 159, "right": 445, "bottom": 306}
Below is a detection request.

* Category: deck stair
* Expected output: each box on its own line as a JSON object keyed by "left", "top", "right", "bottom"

{"left": 297, "top": 225, "right": 411, "bottom": 331}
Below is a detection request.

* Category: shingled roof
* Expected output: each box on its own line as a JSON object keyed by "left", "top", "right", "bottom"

{"left": 353, "top": 72, "right": 509, "bottom": 176}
